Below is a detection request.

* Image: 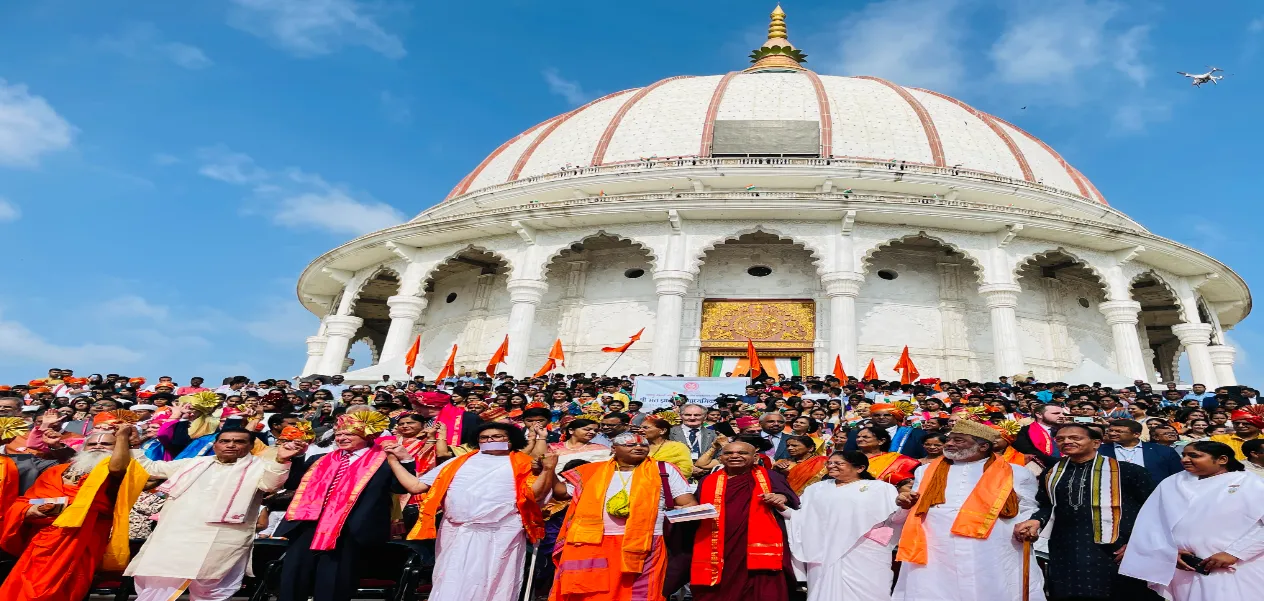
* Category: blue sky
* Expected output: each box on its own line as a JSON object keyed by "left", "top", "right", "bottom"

{"left": 1, "top": 0, "right": 1262, "bottom": 383}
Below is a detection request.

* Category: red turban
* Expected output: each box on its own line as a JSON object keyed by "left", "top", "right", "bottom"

{"left": 870, "top": 403, "right": 907, "bottom": 421}
{"left": 1231, "top": 409, "right": 1264, "bottom": 429}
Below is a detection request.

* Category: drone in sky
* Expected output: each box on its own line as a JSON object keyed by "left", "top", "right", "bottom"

{"left": 1177, "top": 67, "right": 1225, "bottom": 87}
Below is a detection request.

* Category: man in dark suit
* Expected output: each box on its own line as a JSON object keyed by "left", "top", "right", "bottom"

{"left": 757, "top": 412, "right": 792, "bottom": 460}
{"left": 669, "top": 403, "right": 717, "bottom": 460}
{"left": 275, "top": 411, "right": 415, "bottom": 601}
{"left": 1012, "top": 403, "right": 1067, "bottom": 470}
{"left": 1100, "top": 419, "right": 1184, "bottom": 484}
{"left": 841, "top": 403, "right": 927, "bottom": 458}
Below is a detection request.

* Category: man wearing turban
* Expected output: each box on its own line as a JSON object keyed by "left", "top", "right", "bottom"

{"left": 274, "top": 409, "right": 416, "bottom": 601}
{"left": 843, "top": 403, "right": 928, "bottom": 458}
{"left": 1211, "top": 408, "right": 1264, "bottom": 459}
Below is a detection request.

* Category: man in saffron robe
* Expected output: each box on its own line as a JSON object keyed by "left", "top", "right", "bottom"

{"left": 893, "top": 420, "right": 1043, "bottom": 601}
{"left": 0, "top": 429, "right": 148, "bottom": 601}
{"left": 549, "top": 433, "right": 697, "bottom": 601}
{"left": 401, "top": 422, "right": 557, "bottom": 601}
{"left": 274, "top": 409, "right": 414, "bottom": 601}
{"left": 687, "top": 439, "right": 799, "bottom": 601}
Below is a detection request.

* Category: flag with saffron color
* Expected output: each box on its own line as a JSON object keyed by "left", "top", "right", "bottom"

{"left": 403, "top": 335, "right": 421, "bottom": 375}
{"left": 893, "top": 346, "right": 920, "bottom": 385}
{"left": 832, "top": 355, "right": 848, "bottom": 381}
{"left": 862, "top": 359, "right": 879, "bottom": 381}
{"left": 435, "top": 344, "right": 458, "bottom": 381}
{"left": 485, "top": 335, "right": 509, "bottom": 375}
{"left": 602, "top": 328, "right": 644, "bottom": 353}
{"left": 745, "top": 338, "right": 763, "bottom": 378}
{"left": 534, "top": 339, "right": 566, "bottom": 377}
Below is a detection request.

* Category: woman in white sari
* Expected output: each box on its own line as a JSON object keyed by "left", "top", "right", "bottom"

{"left": 1121, "top": 440, "right": 1264, "bottom": 601}
{"left": 785, "top": 450, "right": 899, "bottom": 601}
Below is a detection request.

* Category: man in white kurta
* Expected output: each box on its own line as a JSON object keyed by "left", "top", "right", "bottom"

{"left": 123, "top": 426, "right": 300, "bottom": 601}
{"left": 893, "top": 422, "right": 1044, "bottom": 601}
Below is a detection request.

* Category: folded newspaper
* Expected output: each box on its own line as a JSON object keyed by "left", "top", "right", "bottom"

{"left": 665, "top": 504, "right": 718, "bottom": 523}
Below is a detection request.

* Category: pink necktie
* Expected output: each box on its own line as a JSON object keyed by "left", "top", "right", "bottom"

{"left": 322, "top": 450, "right": 352, "bottom": 506}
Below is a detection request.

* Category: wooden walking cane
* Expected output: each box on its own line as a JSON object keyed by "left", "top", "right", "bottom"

{"left": 1022, "top": 539, "right": 1032, "bottom": 601}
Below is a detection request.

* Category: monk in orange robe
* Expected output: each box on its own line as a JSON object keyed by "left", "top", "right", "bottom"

{"left": 0, "top": 429, "right": 147, "bottom": 601}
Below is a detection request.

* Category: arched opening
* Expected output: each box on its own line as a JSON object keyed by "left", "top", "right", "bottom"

{"left": 1131, "top": 273, "right": 1182, "bottom": 384}
{"left": 420, "top": 248, "right": 511, "bottom": 373}
{"left": 1015, "top": 251, "right": 1111, "bottom": 380}
{"left": 535, "top": 234, "right": 655, "bottom": 374}
{"left": 859, "top": 235, "right": 984, "bottom": 381}
{"left": 347, "top": 269, "right": 400, "bottom": 369}
{"left": 693, "top": 231, "right": 821, "bottom": 378}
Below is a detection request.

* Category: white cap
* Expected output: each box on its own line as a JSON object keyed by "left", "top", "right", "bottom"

{"left": 20, "top": 405, "right": 39, "bottom": 413}
{"left": 131, "top": 404, "right": 159, "bottom": 411}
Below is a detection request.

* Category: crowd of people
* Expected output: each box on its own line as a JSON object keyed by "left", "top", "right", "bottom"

{"left": 0, "top": 366, "right": 1261, "bottom": 601}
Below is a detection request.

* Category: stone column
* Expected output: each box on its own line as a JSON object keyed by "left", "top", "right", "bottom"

{"left": 1137, "top": 323, "right": 1158, "bottom": 385}
{"left": 937, "top": 262, "right": 972, "bottom": 380}
{"left": 316, "top": 315, "right": 364, "bottom": 375}
{"left": 652, "top": 270, "right": 695, "bottom": 374}
{"left": 559, "top": 261, "right": 590, "bottom": 346}
{"left": 822, "top": 271, "right": 864, "bottom": 374}
{"left": 1171, "top": 323, "right": 1217, "bottom": 387}
{"left": 978, "top": 283, "right": 1025, "bottom": 378}
{"left": 301, "top": 334, "right": 328, "bottom": 376}
{"left": 1208, "top": 345, "right": 1238, "bottom": 386}
{"left": 379, "top": 296, "right": 428, "bottom": 361}
{"left": 1099, "top": 300, "right": 1148, "bottom": 381}
{"left": 505, "top": 279, "right": 548, "bottom": 377}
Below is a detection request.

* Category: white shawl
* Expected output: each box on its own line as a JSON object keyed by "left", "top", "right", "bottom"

{"left": 156, "top": 455, "right": 261, "bottom": 524}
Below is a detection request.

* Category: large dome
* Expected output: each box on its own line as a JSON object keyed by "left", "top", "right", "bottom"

{"left": 447, "top": 71, "right": 1105, "bottom": 205}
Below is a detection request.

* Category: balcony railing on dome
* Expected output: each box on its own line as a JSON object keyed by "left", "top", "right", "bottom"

{"left": 441, "top": 156, "right": 1102, "bottom": 209}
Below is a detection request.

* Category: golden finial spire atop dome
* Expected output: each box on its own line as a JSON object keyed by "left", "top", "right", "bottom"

{"left": 748, "top": 4, "right": 807, "bottom": 72}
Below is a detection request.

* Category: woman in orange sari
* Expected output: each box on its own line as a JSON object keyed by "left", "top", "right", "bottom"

{"left": 854, "top": 426, "right": 919, "bottom": 486}
{"left": 776, "top": 435, "right": 827, "bottom": 495}
{"left": 391, "top": 413, "right": 440, "bottom": 535}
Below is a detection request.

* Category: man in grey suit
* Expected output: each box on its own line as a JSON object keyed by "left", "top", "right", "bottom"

{"left": 669, "top": 404, "right": 716, "bottom": 460}
{"left": 759, "top": 412, "right": 791, "bottom": 460}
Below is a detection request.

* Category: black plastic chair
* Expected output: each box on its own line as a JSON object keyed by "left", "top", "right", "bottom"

{"left": 389, "top": 540, "right": 435, "bottom": 601}
{"left": 239, "top": 538, "right": 290, "bottom": 601}
{"left": 353, "top": 542, "right": 419, "bottom": 600}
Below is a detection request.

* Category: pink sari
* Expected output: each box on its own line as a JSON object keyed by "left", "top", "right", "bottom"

{"left": 286, "top": 442, "right": 389, "bottom": 550}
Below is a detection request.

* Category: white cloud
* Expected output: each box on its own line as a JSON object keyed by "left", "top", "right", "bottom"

{"left": 228, "top": 0, "right": 406, "bottom": 59}
{"left": 1250, "top": 18, "right": 1264, "bottom": 33}
{"left": 96, "top": 295, "right": 171, "bottom": 321}
{"left": 819, "top": 0, "right": 967, "bottom": 91}
{"left": 379, "top": 90, "right": 412, "bottom": 124}
{"left": 243, "top": 298, "right": 319, "bottom": 346}
{"left": 0, "top": 309, "right": 143, "bottom": 366}
{"left": 991, "top": 2, "right": 1152, "bottom": 93}
{"left": 0, "top": 79, "right": 75, "bottom": 168}
{"left": 152, "top": 153, "right": 181, "bottom": 166}
{"left": 543, "top": 68, "right": 593, "bottom": 106}
{"left": 1112, "top": 99, "right": 1171, "bottom": 133}
{"left": 0, "top": 197, "right": 19, "bottom": 222}
{"left": 196, "top": 146, "right": 404, "bottom": 235}
{"left": 99, "top": 23, "right": 213, "bottom": 70}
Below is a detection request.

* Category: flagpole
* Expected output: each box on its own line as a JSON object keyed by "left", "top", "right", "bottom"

{"left": 602, "top": 350, "right": 628, "bottom": 376}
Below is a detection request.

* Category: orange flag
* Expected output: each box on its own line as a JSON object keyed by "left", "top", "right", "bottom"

{"left": 403, "top": 335, "right": 421, "bottom": 375}
{"left": 745, "top": 338, "right": 763, "bottom": 378}
{"left": 485, "top": 335, "right": 509, "bottom": 375}
{"left": 862, "top": 359, "right": 879, "bottom": 381}
{"left": 893, "top": 345, "right": 920, "bottom": 385}
{"left": 832, "top": 355, "right": 848, "bottom": 381}
{"left": 533, "top": 339, "right": 566, "bottom": 378}
{"left": 435, "top": 344, "right": 458, "bottom": 381}
{"left": 602, "top": 328, "right": 644, "bottom": 353}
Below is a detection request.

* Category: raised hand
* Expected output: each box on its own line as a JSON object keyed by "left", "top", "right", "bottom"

{"left": 276, "top": 441, "right": 307, "bottom": 462}
{"left": 541, "top": 452, "right": 559, "bottom": 472}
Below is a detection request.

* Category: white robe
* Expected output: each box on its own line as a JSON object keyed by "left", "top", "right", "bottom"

{"left": 125, "top": 454, "right": 290, "bottom": 579}
{"left": 786, "top": 479, "right": 899, "bottom": 601}
{"left": 1120, "top": 470, "right": 1264, "bottom": 601}
{"left": 421, "top": 453, "right": 528, "bottom": 601}
{"left": 892, "top": 459, "right": 1045, "bottom": 601}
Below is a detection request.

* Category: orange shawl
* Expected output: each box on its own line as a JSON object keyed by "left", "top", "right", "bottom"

{"left": 690, "top": 466, "right": 783, "bottom": 586}
{"left": 410, "top": 451, "right": 545, "bottom": 543}
{"left": 785, "top": 455, "right": 827, "bottom": 495}
{"left": 557, "top": 459, "right": 661, "bottom": 573}
{"left": 896, "top": 455, "right": 1015, "bottom": 565}
{"left": 866, "top": 452, "right": 919, "bottom": 485}
{"left": 1000, "top": 446, "right": 1028, "bottom": 466}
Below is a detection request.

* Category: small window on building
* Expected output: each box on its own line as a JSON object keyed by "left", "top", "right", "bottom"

{"left": 624, "top": 268, "right": 645, "bottom": 279}
{"left": 877, "top": 269, "right": 898, "bottom": 280}
{"left": 446, "top": 293, "right": 458, "bottom": 304}
{"left": 1078, "top": 297, "right": 1090, "bottom": 308}
{"left": 747, "top": 266, "right": 773, "bottom": 277}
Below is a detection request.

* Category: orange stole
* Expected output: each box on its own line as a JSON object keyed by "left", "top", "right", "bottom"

{"left": 785, "top": 456, "right": 827, "bottom": 495}
{"left": 0, "top": 456, "right": 16, "bottom": 529}
{"left": 866, "top": 452, "right": 918, "bottom": 485}
{"left": 558, "top": 459, "right": 661, "bottom": 573}
{"left": 1000, "top": 446, "right": 1027, "bottom": 466}
{"left": 896, "top": 455, "right": 1015, "bottom": 565}
{"left": 690, "top": 467, "right": 783, "bottom": 587}
{"left": 410, "top": 451, "right": 545, "bottom": 543}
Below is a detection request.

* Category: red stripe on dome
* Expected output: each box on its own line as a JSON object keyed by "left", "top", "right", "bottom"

{"left": 699, "top": 72, "right": 739, "bottom": 157}
{"left": 802, "top": 71, "right": 833, "bottom": 158}
{"left": 855, "top": 76, "right": 945, "bottom": 167}
{"left": 591, "top": 76, "right": 694, "bottom": 166}
{"left": 507, "top": 90, "right": 633, "bottom": 182}
{"left": 445, "top": 117, "right": 558, "bottom": 200}
{"left": 987, "top": 114, "right": 1104, "bottom": 204}
{"left": 914, "top": 88, "right": 1034, "bottom": 182}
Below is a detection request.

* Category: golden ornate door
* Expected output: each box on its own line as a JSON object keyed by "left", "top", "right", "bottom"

{"left": 698, "top": 299, "right": 815, "bottom": 377}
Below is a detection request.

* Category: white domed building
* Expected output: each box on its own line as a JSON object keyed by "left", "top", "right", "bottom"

{"left": 296, "top": 6, "right": 1249, "bottom": 386}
